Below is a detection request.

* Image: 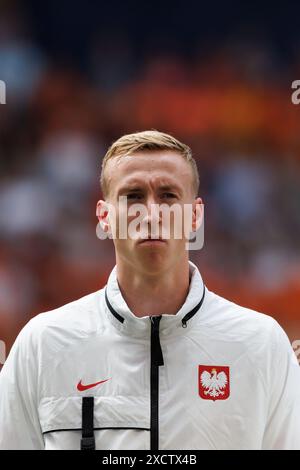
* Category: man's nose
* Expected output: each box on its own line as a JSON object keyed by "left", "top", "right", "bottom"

{"left": 141, "top": 197, "right": 161, "bottom": 228}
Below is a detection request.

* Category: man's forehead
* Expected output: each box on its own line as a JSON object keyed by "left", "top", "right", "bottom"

{"left": 105, "top": 151, "right": 194, "bottom": 197}
{"left": 117, "top": 175, "right": 183, "bottom": 191}
{"left": 109, "top": 151, "right": 190, "bottom": 177}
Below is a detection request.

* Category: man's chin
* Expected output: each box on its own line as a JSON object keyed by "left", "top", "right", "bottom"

{"left": 134, "top": 242, "right": 171, "bottom": 269}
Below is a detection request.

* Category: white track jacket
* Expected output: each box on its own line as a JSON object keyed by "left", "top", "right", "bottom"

{"left": 0, "top": 260, "right": 300, "bottom": 450}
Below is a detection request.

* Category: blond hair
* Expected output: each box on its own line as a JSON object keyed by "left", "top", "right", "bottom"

{"left": 100, "top": 129, "right": 199, "bottom": 198}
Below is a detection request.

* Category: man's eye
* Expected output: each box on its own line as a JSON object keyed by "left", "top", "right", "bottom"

{"left": 127, "top": 193, "right": 143, "bottom": 199}
{"left": 161, "top": 193, "right": 177, "bottom": 198}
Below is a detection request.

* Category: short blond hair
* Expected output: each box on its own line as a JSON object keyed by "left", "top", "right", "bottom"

{"left": 100, "top": 130, "right": 199, "bottom": 198}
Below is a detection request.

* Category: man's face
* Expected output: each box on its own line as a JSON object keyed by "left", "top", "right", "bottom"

{"left": 96, "top": 150, "right": 202, "bottom": 274}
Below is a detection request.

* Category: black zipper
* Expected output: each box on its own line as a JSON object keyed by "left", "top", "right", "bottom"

{"left": 150, "top": 315, "right": 164, "bottom": 450}
{"left": 104, "top": 284, "right": 206, "bottom": 450}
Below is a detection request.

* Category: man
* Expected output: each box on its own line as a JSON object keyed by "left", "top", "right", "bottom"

{"left": 0, "top": 130, "right": 300, "bottom": 450}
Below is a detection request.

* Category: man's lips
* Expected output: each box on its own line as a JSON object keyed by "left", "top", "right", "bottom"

{"left": 138, "top": 238, "right": 167, "bottom": 244}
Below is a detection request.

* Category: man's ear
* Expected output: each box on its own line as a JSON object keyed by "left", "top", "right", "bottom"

{"left": 192, "top": 197, "right": 204, "bottom": 232}
{"left": 96, "top": 200, "right": 110, "bottom": 233}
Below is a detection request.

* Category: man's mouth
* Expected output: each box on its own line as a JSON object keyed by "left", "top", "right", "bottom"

{"left": 138, "top": 237, "right": 167, "bottom": 245}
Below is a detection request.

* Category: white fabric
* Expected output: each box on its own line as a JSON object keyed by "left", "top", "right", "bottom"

{"left": 0, "top": 260, "right": 300, "bottom": 450}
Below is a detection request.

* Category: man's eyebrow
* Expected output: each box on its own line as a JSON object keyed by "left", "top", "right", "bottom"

{"left": 158, "top": 185, "right": 181, "bottom": 192}
{"left": 118, "top": 185, "right": 144, "bottom": 193}
{"left": 118, "top": 184, "right": 182, "bottom": 193}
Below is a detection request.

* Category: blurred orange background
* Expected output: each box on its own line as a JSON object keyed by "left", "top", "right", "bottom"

{"left": 0, "top": 0, "right": 300, "bottom": 358}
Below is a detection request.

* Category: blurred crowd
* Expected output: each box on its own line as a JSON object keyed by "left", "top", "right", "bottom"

{"left": 1, "top": 3, "right": 300, "bottom": 354}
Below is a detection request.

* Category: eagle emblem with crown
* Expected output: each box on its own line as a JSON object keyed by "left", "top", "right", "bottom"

{"left": 198, "top": 365, "right": 230, "bottom": 401}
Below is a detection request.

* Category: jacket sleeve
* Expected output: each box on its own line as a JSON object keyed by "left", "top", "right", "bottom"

{"left": 262, "top": 319, "right": 300, "bottom": 450}
{"left": 0, "top": 319, "right": 45, "bottom": 449}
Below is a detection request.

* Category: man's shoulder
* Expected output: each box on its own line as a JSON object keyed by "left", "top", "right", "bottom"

{"left": 202, "top": 287, "right": 282, "bottom": 342}
{"left": 194, "top": 287, "right": 296, "bottom": 368}
{"left": 0, "top": 287, "right": 113, "bottom": 380}
{"left": 20, "top": 288, "right": 106, "bottom": 348}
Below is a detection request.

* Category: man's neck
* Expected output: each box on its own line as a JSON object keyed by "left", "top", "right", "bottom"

{"left": 115, "top": 257, "right": 191, "bottom": 318}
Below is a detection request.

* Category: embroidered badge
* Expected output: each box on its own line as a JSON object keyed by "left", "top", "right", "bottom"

{"left": 198, "top": 365, "right": 230, "bottom": 401}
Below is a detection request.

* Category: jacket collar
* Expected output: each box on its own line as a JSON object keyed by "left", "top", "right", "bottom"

{"left": 103, "top": 260, "right": 205, "bottom": 337}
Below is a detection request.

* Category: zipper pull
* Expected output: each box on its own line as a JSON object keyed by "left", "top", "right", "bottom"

{"left": 150, "top": 315, "right": 161, "bottom": 328}
{"left": 150, "top": 316, "right": 164, "bottom": 366}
